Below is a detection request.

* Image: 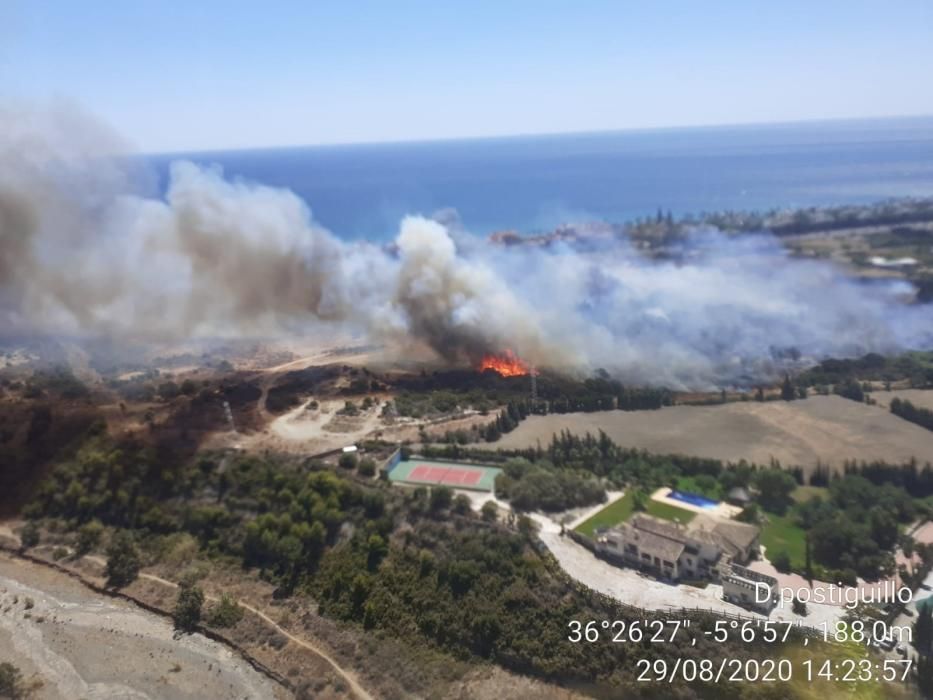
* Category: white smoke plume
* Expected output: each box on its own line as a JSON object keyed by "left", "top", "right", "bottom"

{"left": 2, "top": 104, "right": 931, "bottom": 389}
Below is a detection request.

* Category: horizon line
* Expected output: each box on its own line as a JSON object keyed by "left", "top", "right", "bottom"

{"left": 145, "top": 112, "right": 933, "bottom": 159}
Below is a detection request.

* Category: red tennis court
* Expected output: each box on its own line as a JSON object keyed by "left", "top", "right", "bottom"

{"left": 408, "top": 464, "right": 483, "bottom": 486}
{"left": 389, "top": 458, "right": 501, "bottom": 491}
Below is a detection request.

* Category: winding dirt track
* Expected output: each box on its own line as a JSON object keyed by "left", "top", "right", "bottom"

{"left": 0, "top": 522, "right": 374, "bottom": 700}
{"left": 0, "top": 553, "right": 282, "bottom": 700}
{"left": 79, "top": 554, "right": 374, "bottom": 700}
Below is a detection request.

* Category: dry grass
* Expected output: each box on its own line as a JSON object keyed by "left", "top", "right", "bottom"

{"left": 493, "top": 395, "right": 933, "bottom": 473}
{"left": 880, "top": 388, "right": 933, "bottom": 411}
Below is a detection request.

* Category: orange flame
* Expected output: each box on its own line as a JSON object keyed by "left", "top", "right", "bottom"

{"left": 477, "top": 349, "right": 532, "bottom": 377}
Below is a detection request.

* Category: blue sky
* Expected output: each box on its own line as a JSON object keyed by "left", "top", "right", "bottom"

{"left": 2, "top": 0, "right": 932, "bottom": 153}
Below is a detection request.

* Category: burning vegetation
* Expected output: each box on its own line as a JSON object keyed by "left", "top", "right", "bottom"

{"left": 477, "top": 350, "right": 533, "bottom": 377}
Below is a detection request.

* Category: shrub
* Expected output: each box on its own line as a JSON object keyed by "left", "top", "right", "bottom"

{"left": 358, "top": 458, "right": 376, "bottom": 477}
{"left": 338, "top": 401, "right": 359, "bottom": 416}
{"left": 338, "top": 453, "right": 358, "bottom": 470}
{"left": 835, "top": 568, "right": 858, "bottom": 587}
{"left": 481, "top": 501, "right": 498, "bottom": 522}
{"left": 771, "top": 550, "right": 791, "bottom": 573}
{"left": 736, "top": 504, "right": 759, "bottom": 523}
{"left": 76, "top": 520, "right": 104, "bottom": 555}
{"left": 453, "top": 494, "right": 472, "bottom": 515}
{"left": 173, "top": 582, "right": 205, "bottom": 632}
{"left": 0, "top": 662, "right": 23, "bottom": 698}
{"left": 19, "top": 521, "right": 39, "bottom": 550}
{"left": 105, "top": 531, "right": 141, "bottom": 588}
{"left": 206, "top": 592, "right": 244, "bottom": 628}
{"left": 429, "top": 486, "right": 453, "bottom": 512}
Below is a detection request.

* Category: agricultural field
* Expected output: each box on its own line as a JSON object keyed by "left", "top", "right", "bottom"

{"left": 494, "top": 395, "right": 933, "bottom": 474}
{"left": 881, "top": 389, "right": 933, "bottom": 411}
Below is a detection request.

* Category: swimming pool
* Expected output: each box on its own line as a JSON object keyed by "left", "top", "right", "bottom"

{"left": 668, "top": 489, "right": 719, "bottom": 509}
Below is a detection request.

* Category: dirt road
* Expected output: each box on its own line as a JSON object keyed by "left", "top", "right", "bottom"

{"left": 0, "top": 553, "right": 282, "bottom": 700}
{"left": 82, "top": 554, "right": 375, "bottom": 700}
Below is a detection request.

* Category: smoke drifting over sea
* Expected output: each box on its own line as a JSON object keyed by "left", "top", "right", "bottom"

{"left": 2, "top": 105, "right": 931, "bottom": 389}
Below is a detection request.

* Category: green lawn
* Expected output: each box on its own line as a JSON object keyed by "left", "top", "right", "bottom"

{"left": 759, "top": 510, "right": 807, "bottom": 569}
{"left": 573, "top": 490, "right": 695, "bottom": 537}
{"left": 644, "top": 499, "right": 696, "bottom": 524}
{"left": 574, "top": 491, "right": 635, "bottom": 537}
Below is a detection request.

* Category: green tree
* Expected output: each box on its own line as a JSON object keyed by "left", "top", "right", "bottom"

{"left": 76, "top": 520, "right": 104, "bottom": 555}
{"left": 471, "top": 613, "right": 502, "bottom": 656}
{"left": 480, "top": 501, "right": 498, "bottom": 522}
{"left": 781, "top": 375, "right": 796, "bottom": 401}
{"left": 105, "top": 531, "right": 141, "bottom": 588}
{"left": 429, "top": 486, "right": 453, "bottom": 513}
{"left": 916, "top": 604, "right": 933, "bottom": 655}
{"left": 771, "top": 550, "right": 792, "bottom": 573}
{"left": 453, "top": 494, "right": 472, "bottom": 515}
{"left": 835, "top": 379, "right": 864, "bottom": 403}
{"left": 632, "top": 489, "right": 648, "bottom": 512}
{"left": 19, "top": 521, "right": 39, "bottom": 550}
{"left": 804, "top": 532, "right": 813, "bottom": 582}
{"left": 358, "top": 458, "right": 376, "bottom": 477}
{"left": 752, "top": 469, "right": 796, "bottom": 514}
{"left": 517, "top": 514, "right": 536, "bottom": 537}
{"left": 868, "top": 506, "right": 899, "bottom": 551}
{"left": 366, "top": 534, "right": 388, "bottom": 571}
{"left": 338, "top": 453, "right": 358, "bottom": 470}
{"left": 173, "top": 582, "right": 205, "bottom": 632}
{"left": 901, "top": 534, "right": 916, "bottom": 579}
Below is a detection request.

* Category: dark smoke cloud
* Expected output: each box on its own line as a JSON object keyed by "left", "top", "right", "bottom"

{"left": 2, "top": 104, "right": 931, "bottom": 389}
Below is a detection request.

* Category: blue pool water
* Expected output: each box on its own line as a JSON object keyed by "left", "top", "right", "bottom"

{"left": 668, "top": 489, "right": 719, "bottom": 509}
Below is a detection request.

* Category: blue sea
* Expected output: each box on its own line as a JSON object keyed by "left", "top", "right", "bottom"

{"left": 151, "top": 116, "right": 933, "bottom": 242}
